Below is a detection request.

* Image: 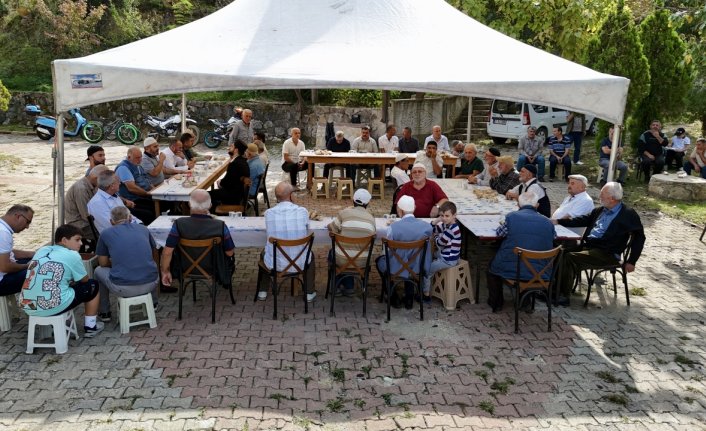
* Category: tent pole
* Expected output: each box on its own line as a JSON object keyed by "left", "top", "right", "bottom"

{"left": 181, "top": 94, "right": 186, "bottom": 134}
{"left": 466, "top": 97, "right": 473, "bottom": 143}
{"left": 607, "top": 124, "right": 621, "bottom": 183}
{"left": 57, "top": 113, "right": 65, "bottom": 225}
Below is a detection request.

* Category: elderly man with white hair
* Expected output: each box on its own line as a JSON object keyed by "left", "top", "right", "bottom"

{"left": 489, "top": 156, "right": 521, "bottom": 195}
{"left": 394, "top": 163, "right": 448, "bottom": 218}
{"left": 550, "top": 174, "right": 595, "bottom": 221}
{"left": 555, "top": 182, "right": 645, "bottom": 306}
{"left": 65, "top": 164, "right": 108, "bottom": 243}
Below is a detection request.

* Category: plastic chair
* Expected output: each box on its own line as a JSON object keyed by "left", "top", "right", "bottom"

{"left": 367, "top": 178, "right": 385, "bottom": 199}
{"left": 503, "top": 246, "right": 562, "bottom": 333}
{"left": 311, "top": 177, "right": 330, "bottom": 199}
{"left": 326, "top": 232, "right": 376, "bottom": 317}
{"left": 118, "top": 293, "right": 157, "bottom": 334}
{"left": 256, "top": 233, "right": 315, "bottom": 319}
{"left": 0, "top": 295, "right": 13, "bottom": 332}
{"left": 327, "top": 166, "right": 347, "bottom": 189}
{"left": 381, "top": 237, "right": 429, "bottom": 322}
{"left": 572, "top": 235, "right": 634, "bottom": 308}
{"left": 431, "top": 259, "right": 473, "bottom": 310}
{"left": 336, "top": 178, "right": 354, "bottom": 200}
{"left": 26, "top": 310, "right": 79, "bottom": 354}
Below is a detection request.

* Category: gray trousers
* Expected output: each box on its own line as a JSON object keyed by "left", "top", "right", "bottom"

{"left": 94, "top": 267, "right": 158, "bottom": 314}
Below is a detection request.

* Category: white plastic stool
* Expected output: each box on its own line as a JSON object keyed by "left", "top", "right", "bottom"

{"left": 81, "top": 253, "right": 98, "bottom": 278}
{"left": 0, "top": 295, "right": 12, "bottom": 332}
{"left": 26, "top": 310, "right": 79, "bottom": 354}
{"left": 118, "top": 293, "right": 157, "bottom": 334}
{"left": 431, "top": 259, "right": 474, "bottom": 310}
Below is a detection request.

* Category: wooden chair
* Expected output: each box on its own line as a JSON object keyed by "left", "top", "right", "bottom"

{"left": 175, "top": 237, "right": 235, "bottom": 323}
{"left": 326, "top": 233, "right": 376, "bottom": 317}
{"left": 573, "top": 235, "right": 634, "bottom": 308}
{"left": 256, "top": 233, "right": 315, "bottom": 319}
{"left": 380, "top": 237, "right": 430, "bottom": 322}
{"left": 215, "top": 182, "right": 250, "bottom": 216}
{"left": 503, "top": 246, "right": 562, "bottom": 333}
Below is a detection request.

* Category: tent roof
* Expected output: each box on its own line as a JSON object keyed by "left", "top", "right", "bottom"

{"left": 52, "top": 0, "right": 629, "bottom": 123}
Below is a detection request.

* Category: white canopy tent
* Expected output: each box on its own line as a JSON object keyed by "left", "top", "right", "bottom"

{"left": 51, "top": 0, "right": 629, "bottom": 222}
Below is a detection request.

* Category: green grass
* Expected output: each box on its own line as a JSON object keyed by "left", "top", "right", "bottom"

{"left": 595, "top": 370, "right": 622, "bottom": 384}
{"left": 477, "top": 400, "right": 495, "bottom": 415}
{"left": 601, "top": 394, "right": 629, "bottom": 407}
{"left": 326, "top": 397, "right": 345, "bottom": 413}
{"left": 674, "top": 354, "right": 698, "bottom": 366}
{"left": 0, "top": 124, "right": 33, "bottom": 133}
{"left": 630, "top": 287, "right": 647, "bottom": 297}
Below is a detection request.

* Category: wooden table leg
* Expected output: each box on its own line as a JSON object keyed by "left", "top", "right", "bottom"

{"left": 307, "top": 163, "right": 314, "bottom": 190}
{"left": 154, "top": 200, "right": 161, "bottom": 216}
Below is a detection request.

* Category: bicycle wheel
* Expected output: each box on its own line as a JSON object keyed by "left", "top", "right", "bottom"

{"left": 116, "top": 123, "right": 139, "bottom": 145}
{"left": 203, "top": 131, "right": 220, "bottom": 148}
{"left": 82, "top": 122, "right": 104, "bottom": 143}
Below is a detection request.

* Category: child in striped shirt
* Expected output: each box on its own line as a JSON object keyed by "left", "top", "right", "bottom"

{"left": 422, "top": 201, "right": 461, "bottom": 303}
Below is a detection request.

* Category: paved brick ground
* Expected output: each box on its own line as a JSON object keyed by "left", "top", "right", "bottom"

{"left": 1, "top": 152, "right": 705, "bottom": 430}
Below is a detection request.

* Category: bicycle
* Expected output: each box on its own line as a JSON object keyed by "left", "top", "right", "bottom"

{"left": 86, "top": 115, "right": 140, "bottom": 145}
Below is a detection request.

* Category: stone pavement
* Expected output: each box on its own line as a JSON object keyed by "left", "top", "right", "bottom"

{"left": 1, "top": 152, "right": 706, "bottom": 431}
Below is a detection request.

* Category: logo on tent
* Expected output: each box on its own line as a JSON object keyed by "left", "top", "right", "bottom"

{"left": 71, "top": 74, "right": 103, "bottom": 89}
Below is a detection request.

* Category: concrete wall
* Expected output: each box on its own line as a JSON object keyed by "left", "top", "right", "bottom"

{"left": 390, "top": 95, "right": 468, "bottom": 141}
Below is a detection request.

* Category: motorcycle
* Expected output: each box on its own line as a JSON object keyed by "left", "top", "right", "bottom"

{"left": 143, "top": 103, "right": 199, "bottom": 142}
{"left": 202, "top": 115, "right": 238, "bottom": 148}
{"left": 25, "top": 105, "right": 103, "bottom": 143}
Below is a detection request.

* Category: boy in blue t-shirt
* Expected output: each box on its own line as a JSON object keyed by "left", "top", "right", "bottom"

{"left": 422, "top": 201, "right": 461, "bottom": 303}
{"left": 19, "top": 224, "right": 104, "bottom": 337}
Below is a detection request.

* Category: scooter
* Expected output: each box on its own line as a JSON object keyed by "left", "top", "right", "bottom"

{"left": 144, "top": 103, "right": 199, "bottom": 142}
{"left": 202, "top": 115, "right": 238, "bottom": 148}
{"left": 24, "top": 105, "right": 103, "bottom": 143}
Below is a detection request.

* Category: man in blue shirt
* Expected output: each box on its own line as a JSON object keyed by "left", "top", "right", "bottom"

{"left": 548, "top": 127, "right": 572, "bottom": 182}
{"left": 246, "top": 143, "right": 265, "bottom": 198}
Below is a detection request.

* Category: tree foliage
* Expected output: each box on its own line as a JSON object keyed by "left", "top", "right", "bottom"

{"left": 102, "top": 0, "right": 154, "bottom": 48}
{"left": 0, "top": 78, "right": 10, "bottom": 111}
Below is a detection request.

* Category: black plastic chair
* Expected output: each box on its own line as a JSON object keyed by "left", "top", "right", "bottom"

{"left": 326, "top": 232, "right": 376, "bottom": 317}
{"left": 572, "top": 235, "right": 634, "bottom": 308}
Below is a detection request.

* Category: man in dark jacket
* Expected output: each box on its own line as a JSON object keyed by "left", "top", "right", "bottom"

{"left": 210, "top": 140, "right": 250, "bottom": 207}
{"left": 637, "top": 119, "right": 667, "bottom": 182}
{"left": 556, "top": 182, "right": 645, "bottom": 305}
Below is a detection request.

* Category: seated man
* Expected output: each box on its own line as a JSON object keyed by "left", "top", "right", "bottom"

{"left": 486, "top": 192, "right": 555, "bottom": 312}
{"left": 556, "top": 182, "right": 645, "bottom": 306}
{"left": 19, "top": 224, "right": 103, "bottom": 337}
{"left": 390, "top": 154, "right": 410, "bottom": 187}
{"left": 141, "top": 137, "right": 167, "bottom": 188}
{"left": 65, "top": 165, "right": 108, "bottom": 246}
{"left": 375, "top": 195, "right": 433, "bottom": 309}
{"left": 0, "top": 205, "right": 35, "bottom": 298}
{"left": 548, "top": 127, "right": 572, "bottom": 181}
{"left": 351, "top": 126, "right": 380, "bottom": 180}
{"left": 666, "top": 127, "right": 689, "bottom": 171}
{"left": 327, "top": 189, "right": 376, "bottom": 296}
{"left": 468, "top": 148, "right": 500, "bottom": 186}
{"left": 414, "top": 141, "right": 443, "bottom": 178}
{"left": 454, "top": 143, "right": 484, "bottom": 179}
{"left": 323, "top": 131, "right": 353, "bottom": 179}
{"left": 181, "top": 131, "right": 211, "bottom": 163}
{"left": 517, "top": 126, "right": 546, "bottom": 181}
{"left": 246, "top": 143, "right": 265, "bottom": 198}
{"left": 598, "top": 126, "right": 628, "bottom": 185}
{"left": 161, "top": 139, "right": 195, "bottom": 179}
{"left": 259, "top": 182, "right": 316, "bottom": 302}
{"left": 377, "top": 125, "right": 399, "bottom": 153}
{"left": 551, "top": 175, "right": 595, "bottom": 221}
{"left": 94, "top": 206, "right": 159, "bottom": 322}
{"left": 637, "top": 119, "right": 667, "bottom": 182}
{"left": 253, "top": 131, "right": 270, "bottom": 165}
{"left": 85, "top": 145, "right": 105, "bottom": 177}
{"left": 489, "top": 156, "right": 521, "bottom": 195}
{"left": 210, "top": 140, "right": 250, "bottom": 207}
{"left": 398, "top": 127, "right": 419, "bottom": 153}
{"left": 424, "top": 125, "right": 450, "bottom": 152}
{"left": 160, "top": 190, "right": 235, "bottom": 289}
{"left": 683, "top": 137, "right": 706, "bottom": 179}
{"left": 395, "top": 163, "right": 448, "bottom": 218}
{"left": 505, "top": 164, "right": 550, "bottom": 218}
{"left": 88, "top": 170, "right": 142, "bottom": 234}
{"left": 115, "top": 147, "right": 156, "bottom": 225}
{"left": 281, "top": 128, "right": 308, "bottom": 188}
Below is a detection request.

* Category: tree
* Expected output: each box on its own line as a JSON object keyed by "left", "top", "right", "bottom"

{"left": 0, "top": 79, "right": 10, "bottom": 111}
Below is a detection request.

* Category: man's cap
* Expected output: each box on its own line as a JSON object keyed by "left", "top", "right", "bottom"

{"left": 143, "top": 137, "right": 158, "bottom": 148}
{"left": 675, "top": 127, "right": 686, "bottom": 135}
{"left": 247, "top": 143, "right": 259, "bottom": 154}
{"left": 397, "top": 195, "right": 415, "bottom": 213}
{"left": 497, "top": 155, "right": 514, "bottom": 166}
{"left": 412, "top": 162, "right": 426, "bottom": 171}
{"left": 395, "top": 153, "right": 408, "bottom": 163}
{"left": 353, "top": 189, "right": 372, "bottom": 205}
{"left": 521, "top": 164, "right": 537, "bottom": 176}
{"left": 86, "top": 145, "right": 104, "bottom": 161}
{"left": 488, "top": 147, "right": 501, "bottom": 156}
{"left": 568, "top": 174, "right": 588, "bottom": 186}
{"left": 335, "top": 130, "right": 344, "bottom": 137}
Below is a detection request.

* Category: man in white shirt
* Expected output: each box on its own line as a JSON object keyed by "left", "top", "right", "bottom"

{"left": 468, "top": 148, "right": 500, "bottom": 186}
{"left": 161, "top": 140, "right": 194, "bottom": 178}
{"left": 88, "top": 170, "right": 142, "bottom": 233}
{"left": 0, "top": 205, "right": 35, "bottom": 297}
{"left": 377, "top": 125, "right": 398, "bottom": 153}
{"left": 391, "top": 154, "right": 410, "bottom": 187}
{"left": 414, "top": 141, "right": 444, "bottom": 178}
{"left": 551, "top": 174, "right": 594, "bottom": 221}
{"left": 281, "top": 127, "right": 308, "bottom": 188}
{"left": 424, "top": 125, "right": 450, "bottom": 152}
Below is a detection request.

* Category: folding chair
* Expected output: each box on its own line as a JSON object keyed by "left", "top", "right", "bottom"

{"left": 503, "top": 246, "right": 562, "bottom": 333}
{"left": 175, "top": 236, "right": 235, "bottom": 323}
{"left": 326, "top": 233, "right": 376, "bottom": 317}
{"left": 381, "top": 237, "right": 429, "bottom": 322}
{"left": 256, "top": 233, "right": 315, "bottom": 319}
{"left": 573, "top": 235, "right": 634, "bottom": 307}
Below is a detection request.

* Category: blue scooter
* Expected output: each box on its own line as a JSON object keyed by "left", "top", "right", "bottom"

{"left": 25, "top": 105, "right": 103, "bottom": 143}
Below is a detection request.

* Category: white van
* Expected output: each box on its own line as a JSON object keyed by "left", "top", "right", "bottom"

{"left": 486, "top": 99, "right": 596, "bottom": 145}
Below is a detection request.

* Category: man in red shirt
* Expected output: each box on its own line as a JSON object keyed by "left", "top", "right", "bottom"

{"left": 394, "top": 163, "right": 448, "bottom": 218}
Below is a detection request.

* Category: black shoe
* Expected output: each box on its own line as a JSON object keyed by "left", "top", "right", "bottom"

{"left": 161, "top": 285, "right": 178, "bottom": 294}
{"left": 404, "top": 296, "right": 414, "bottom": 310}
{"left": 98, "top": 312, "right": 112, "bottom": 323}
{"left": 538, "top": 176, "right": 545, "bottom": 182}
{"left": 492, "top": 305, "right": 503, "bottom": 313}
{"left": 555, "top": 296, "right": 570, "bottom": 307}
{"left": 548, "top": 177, "right": 555, "bottom": 182}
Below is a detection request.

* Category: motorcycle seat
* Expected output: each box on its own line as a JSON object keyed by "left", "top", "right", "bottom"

{"left": 148, "top": 115, "right": 168, "bottom": 122}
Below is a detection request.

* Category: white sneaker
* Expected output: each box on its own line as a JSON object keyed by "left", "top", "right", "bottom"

{"left": 306, "top": 292, "right": 317, "bottom": 302}
{"left": 575, "top": 161, "right": 584, "bottom": 165}
{"left": 257, "top": 291, "right": 267, "bottom": 300}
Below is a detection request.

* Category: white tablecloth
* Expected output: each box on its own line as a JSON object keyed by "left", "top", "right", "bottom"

{"left": 456, "top": 214, "right": 581, "bottom": 240}
{"left": 430, "top": 179, "right": 519, "bottom": 215}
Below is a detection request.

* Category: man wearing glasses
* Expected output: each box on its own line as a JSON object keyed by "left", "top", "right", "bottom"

{"left": 0, "top": 205, "right": 35, "bottom": 297}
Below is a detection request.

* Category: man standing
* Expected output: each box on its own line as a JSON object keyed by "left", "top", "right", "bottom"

{"left": 598, "top": 126, "right": 628, "bottom": 185}
{"left": 486, "top": 192, "right": 555, "bottom": 312}
{"left": 351, "top": 126, "right": 380, "bottom": 180}
{"left": 281, "top": 128, "right": 308, "bottom": 188}
{"left": 246, "top": 143, "right": 265, "bottom": 198}
{"left": 0, "top": 205, "right": 35, "bottom": 297}
{"left": 468, "top": 148, "right": 501, "bottom": 186}
{"left": 115, "top": 147, "right": 155, "bottom": 225}
{"left": 505, "top": 165, "right": 550, "bottom": 217}
{"left": 517, "top": 126, "right": 546, "bottom": 181}
{"left": 211, "top": 140, "right": 250, "bottom": 207}
{"left": 566, "top": 111, "right": 586, "bottom": 165}
{"left": 398, "top": 127, "right": 419, "bottom": 153}
{"left": 377, "top": 125, "right": 399, "bottom": 153}
{"left": 666, "top": 127, "right": 690, "bottom": 171}
{"left": 548, "top": 127, "right": 572, "bottom": 182}
{"left": 414, "top": 141, "right": 443, "bottom": 178}
{"left": 556, "top": 182, "right": 645, "bottom": 306}
{"left": 88, "top": 170, "right": 141, "bottom": 233}
{"left": 637, "top": 119, "right": 668, "bottom": 182}
{"left": 454, "top": 143, "right": 484, "bottom": 179}
{"left": 424, "top": 125, "right": 450, "bottom": 152}
{"left": 395, "top": 163, "right": 448, "bottom": 218}
{"left": 323, "top": 131, "right": 353, "bottom": 179}
{"left": 162, "top": 139, "right": 195, "bottom": 178}
{"left": 85, "top": 145, "right": 105, "bottom": 176}
{"left": 551, "top": 175, "right": 595, "bottom": 221}
{"left": 141, "top": 137, "right": 167, "bottom": 187}
{"left": 65, "top": 165, "right": 107, "bottom": 243}
{"left": 489, "top": 156, "right": 521, "bottom": 195}
{"left": 228, "top": 108, "right": 254, "bottom": 145}
{"left": 258, "top": 182, "right": 316, "bottom": 302}
{"left": 94, "top": 206, "right": 158, "bottom": 322}
{"left": 391, "top": 154, "right": 410, "bottom": 187}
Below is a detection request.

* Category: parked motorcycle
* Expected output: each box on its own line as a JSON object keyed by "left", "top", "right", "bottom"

{"left": 202, "top": 115, "right": 238, "bottom": 148}
{"left": 25, "top": 105, "right": 103, "bottom": 143}
{"left": 143, "top": 103, "right": 199, "bottom": 142}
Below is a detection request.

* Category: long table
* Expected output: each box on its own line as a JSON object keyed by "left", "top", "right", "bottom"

{"left": 300, "top": 151, "right": 459, "bottom": 189}
{"left": 430, "top": 179, "right": 519, "bottom": 215}
{"left": 148, "top": 158, "right": 230, "bottom": 214}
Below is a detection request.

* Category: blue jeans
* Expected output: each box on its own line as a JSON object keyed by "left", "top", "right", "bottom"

{"left": 569, "top": 132, "right": 583, "bottom": 163}
{"left": 423, "top": 252, "right": 457, "bottom": 294}
{"left": 517, "top": 154, "right": 545, "bottom": 179}
{"left": 0, "top": 258, "right": 30, "bottom": 296}
{"left": 683, "top": 162, "right": 706, "bottom": 179}
{"left": 598, "top": 158, "right": 628, "bottom": 183}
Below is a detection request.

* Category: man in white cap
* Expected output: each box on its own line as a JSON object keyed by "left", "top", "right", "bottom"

{"left": 550, "top": 174, "right": 594, "bottom": 222}
{"left": 376, "top": 195, "right": 433, "bottom": 309}
{"left": 327, "top": 189, "right": 376, "bottom": 296}
{"left": 395, "top": 163, "right": 448, "bottom": 218}
{"left": 391, "top": 154, "right": 410, "bottom": 187}
{"left": 141, "top": 137, "right": 166, "bottom": 187}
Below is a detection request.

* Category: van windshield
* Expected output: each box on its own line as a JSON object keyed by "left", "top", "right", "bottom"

{"left": 493, "top": 100, "right": 523, "bottom": 115}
